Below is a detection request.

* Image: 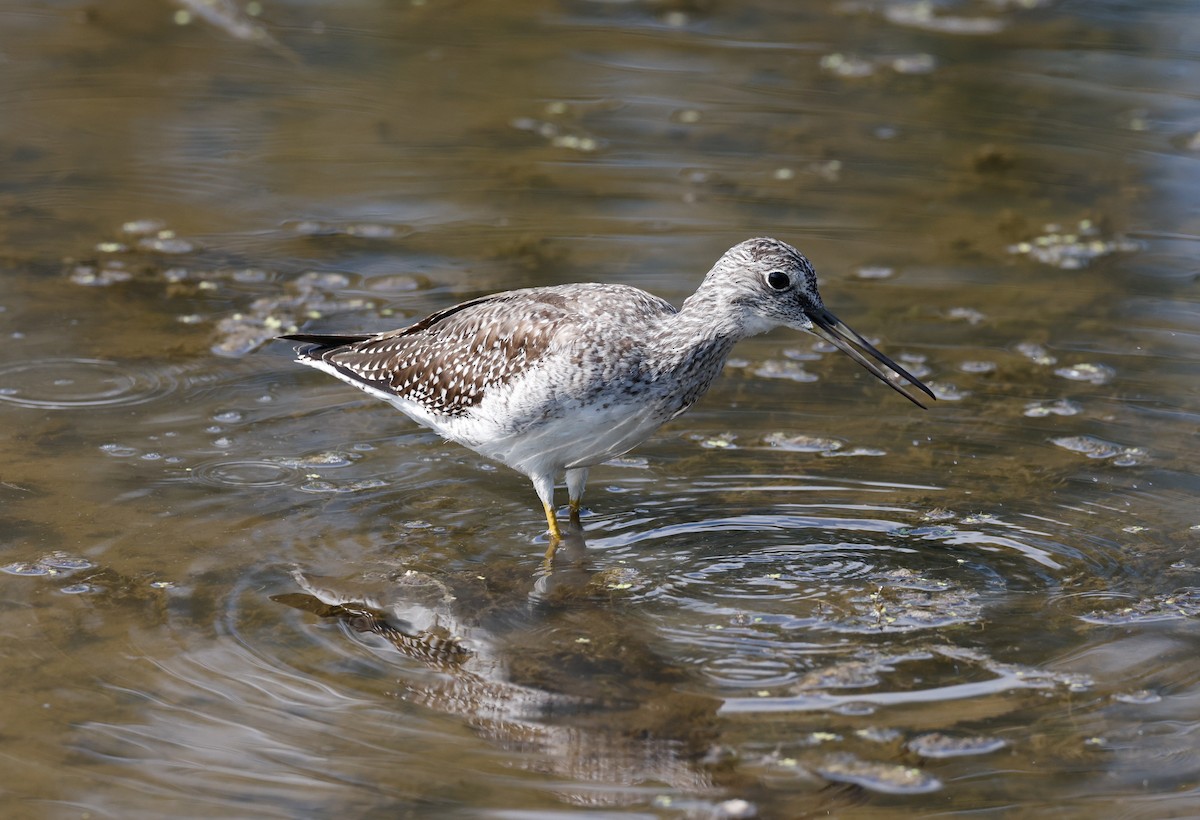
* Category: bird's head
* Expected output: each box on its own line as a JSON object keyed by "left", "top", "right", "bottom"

{"left": 705, "top": 237, "right": 935, "bottom": 408}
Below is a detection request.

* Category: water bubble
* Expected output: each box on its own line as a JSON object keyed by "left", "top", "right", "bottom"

{"left": 693, "top": 432, "right": 738, "bottom": 450}
{"left": 296, "top": 478, "right": 388, "bottom": 494}
{"left": 752, "top": 360, "right": 818, "bottom": 382}
{"left": 41, "top": 553, "right": 94, "bottom": 570}
{"left": 137, "top": 234, "right": 195, "bottom": 254}
{"left": 366, "top": 274, "right": 423, "bottom": 293}
{"left": 274, "top": 451, "right": 356, "bottom": 468}
{"left": 920, "top": 508, "right": 956, "bottom": 522}
{"left": 1008, "top": 220, "right": 1140, "bottom": 268}
{"left": 893, "top": 525, "right": 957, "bottom": 538}
{"left": 928, "top": 382, "right": 969, "bottom": 401}
{"left": 296, "top": 271, "right": 353, "bottom": 290}
{"left": 831, "top": 701, "right": 876, "bottom": 716}
{"left": 1112, "top": 689, "right": 1162, "bottom": 704}
{"left": 763, "top": 433, "right": 843, "bottom": 453}
{"left": 946, "top": 307, "right": 986, "bottom": 325}
{"left": 225, "top": 269, "right": 268, "bottom": 285}
{"left": 856, "top": 727, "right": 902, "bottom": 743}
{"left": 907, "top": 732, "right": 1008, "bottom": 758}
{"left": 121, "top": 219, "right": 166, "bottom": 236}
{"left": 715, "top": 798, "right": 757, "bottom": 820}
{"left": 100, "top": 443, "right": 139, "bottom": 457}
{"left": 69, "top": 264, "right": 133, "bottom": 286}
{"left": 896, "top": 357, "right": 932, "bottom": 379}
{"left": 1, "top": 562, "right": 51, "bottom": 576}
{"left": 1055, "top": 363, "right": 1115, "bottom": 385}
{"left": 781, "top": 347, "right": 820, "bottom": 362}
{"left": 1051, "top": 436, "right": 1145, "bottom": 464}
{"left": 213, "top": 410, "right": 243, "bottom": 423}
{"left": 959, "top": 360, "right": 996, "bottom": 374}
{"left": 1015, "top": 342, "right": 1057, "bottom": 365}
{"left": 815, "top": 753, "right": 941, "bottom": 794}
{"left": 808, "top": 159, "right": 841, "bottom": 181}
{"left": 890, "top": 53, "right": 936, "bottom": 74}
{"left": 605, "top": 455, "right": 649, "bottom": 469}
{"left": 1024, "top": 399, "right": 1081, "bottom": 417}
{"left": 822, "top": 447, "right": 886, "bottom": 457}
{"left": 1077, "top": 590, "right": 1200, "bottom": 624}
{"left": 792, "top": 662, "right": 888, "bottom": 691}
{"left": 2, "top": 552, "right": 93, "bottom": 576}
{"left": 511, "top": 117, "right": 603, "bottom": 152}
{"left": 820, "top": 53, "right": 876, "bottom": 77}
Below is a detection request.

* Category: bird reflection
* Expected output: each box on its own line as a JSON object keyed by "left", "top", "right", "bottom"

{"left": 272, "top": 560, "right": 722, "bottom": 802}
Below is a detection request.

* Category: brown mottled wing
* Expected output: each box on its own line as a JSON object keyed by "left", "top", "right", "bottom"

{"left": 285, "top": 292, "right": 574, "bottom": 417}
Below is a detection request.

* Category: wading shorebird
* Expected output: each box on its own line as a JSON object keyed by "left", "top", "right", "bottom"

{"left": 280, "top": 237, "right": 933, "bottom": 547}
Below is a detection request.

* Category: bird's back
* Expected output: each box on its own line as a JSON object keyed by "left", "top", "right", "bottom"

{"left": 283, "top": 283, "right": 678, "bottom": 434}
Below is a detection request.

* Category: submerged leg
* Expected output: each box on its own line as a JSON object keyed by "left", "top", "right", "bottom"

{"left": 530, "top": 472, "right": 563, "bottom": 557}
{"left": 565, "top": 467, "right": 589, "bottom": 524}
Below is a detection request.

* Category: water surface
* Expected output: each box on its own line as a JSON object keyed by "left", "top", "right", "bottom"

{"left": 1, "top": 0, "right": 1199, "bottom": 816}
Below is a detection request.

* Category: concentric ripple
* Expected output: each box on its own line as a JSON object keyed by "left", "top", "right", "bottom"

{"left": 190, "top": 459, "right": 303, "bottom": 489}
{"left": 0, "top": 358, "right": 178, "bottom": 409}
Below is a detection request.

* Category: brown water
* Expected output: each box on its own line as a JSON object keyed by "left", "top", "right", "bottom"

{"left": 2, "top": 0, "right": 1199, "bottom": 816}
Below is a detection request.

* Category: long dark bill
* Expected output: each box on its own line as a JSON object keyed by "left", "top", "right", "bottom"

{"left": 808, "top": 307, "right": 936, "bottom": 409}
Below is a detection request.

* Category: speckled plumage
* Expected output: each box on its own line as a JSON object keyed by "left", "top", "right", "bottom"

{"left": 281, "top": 237, "right": 933, "bottom": 542}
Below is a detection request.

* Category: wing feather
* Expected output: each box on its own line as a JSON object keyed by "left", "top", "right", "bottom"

{"left": 281, "top": 285, "right": 676, "bottom": 417}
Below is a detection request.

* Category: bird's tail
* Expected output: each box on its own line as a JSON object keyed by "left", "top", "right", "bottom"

{"left": 277, "top": 333, "right": 372, "bottom": 358}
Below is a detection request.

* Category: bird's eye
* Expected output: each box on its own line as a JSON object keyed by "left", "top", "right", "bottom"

{"left": 766, "top": 270, "right": 790, "bottom": 290}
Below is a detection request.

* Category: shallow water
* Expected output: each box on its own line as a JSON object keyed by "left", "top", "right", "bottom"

{"left": 2, "top": 0, "right": 1199, "bottom": 816}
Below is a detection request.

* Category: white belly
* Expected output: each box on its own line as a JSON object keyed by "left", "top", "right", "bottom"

{"left": 467, "top": 399, "right": 670, "bottom": 479}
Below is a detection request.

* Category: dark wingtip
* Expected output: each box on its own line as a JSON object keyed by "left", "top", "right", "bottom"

{"left": 278, "top": 333, "right": 371, "bottom": 345}
{"left": 277, "top": 333, "right": 372, "bottom": 357}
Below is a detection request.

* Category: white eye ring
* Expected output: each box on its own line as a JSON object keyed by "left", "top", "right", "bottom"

{"left": 765, "top": 270, "right": 791, "bottom": 290}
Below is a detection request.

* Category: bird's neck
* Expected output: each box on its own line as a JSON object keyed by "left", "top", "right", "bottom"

{"left": 676, "top": 279, "right": 763, "bottom": 339}
{"left": 647, "top": 289, "right": 747, "bottom": 374}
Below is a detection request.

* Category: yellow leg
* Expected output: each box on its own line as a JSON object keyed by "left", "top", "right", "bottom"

{"left": 565, "top": 467, "right": 588, "bottom": 526}
{"left": 532, "top": 473, "right": 565, "bottom": 559}
{"left": 543, "top": 501, "right": 564, "bottom": 560}
{"left": 543, "top": 501, "right": 564, "bottom": 539}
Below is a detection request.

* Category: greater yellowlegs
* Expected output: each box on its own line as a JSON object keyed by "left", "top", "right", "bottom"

{"left": 280, "top": 237, "right": 933, "bottom": 541}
